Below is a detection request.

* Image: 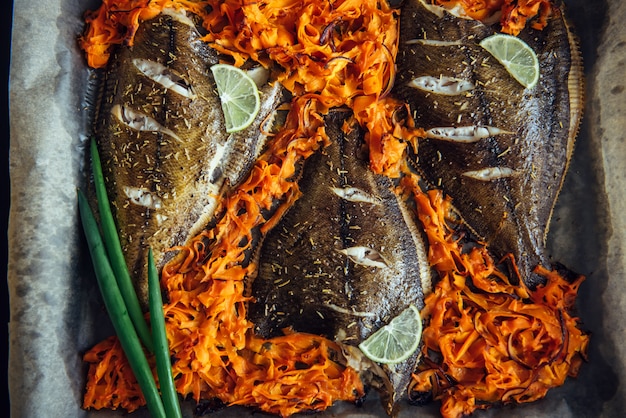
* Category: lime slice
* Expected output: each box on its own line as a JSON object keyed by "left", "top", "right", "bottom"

{"left": 479, "top": 34, "right": 540, "bottom": 89}
{"left": 210, "top": 64, "right": 261, "bottom": 133}
{"left": 358, "top": 304, "right": 422, "bottom": 364}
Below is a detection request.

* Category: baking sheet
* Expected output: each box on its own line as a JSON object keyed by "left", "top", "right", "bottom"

{"left": 7, "top": 0, "right": 625, "bottom": 416}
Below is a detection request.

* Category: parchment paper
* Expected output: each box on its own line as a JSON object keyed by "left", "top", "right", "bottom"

{"left": 8, "top": 0, "right": 625, "bottom": 416}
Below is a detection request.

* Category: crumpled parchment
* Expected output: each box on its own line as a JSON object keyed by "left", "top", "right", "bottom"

{"left": 7, "top": 0, "right": 625, "bottom": 416}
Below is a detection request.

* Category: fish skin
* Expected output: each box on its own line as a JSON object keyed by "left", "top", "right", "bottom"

{"left": 93, "top": 9, "right": 284, "bottom": 307}
{"left": 246, "top": 112, "right": 433, "bottom": 413}
{"left": 394, "top": 0, "right": 584, "bottom": 287}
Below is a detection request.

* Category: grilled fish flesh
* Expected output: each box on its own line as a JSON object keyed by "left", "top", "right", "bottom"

{"left": 93, "top": 9, "right": 284, "bottom": 306}
{"left": 393, "top": 0, "right": 584, "bottom": 287}
{"left": 247, "top": 112, "right": 433, "bottom": 412}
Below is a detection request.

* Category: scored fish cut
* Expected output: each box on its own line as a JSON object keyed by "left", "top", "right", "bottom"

{"left": 247, "top": 112, "right": 433, "bottom": 413}
{"left": 92, "top": 9, "right": 284, "bottom": 307}
{"left": 394, "top": 0, "right": 584, "bottom": 287}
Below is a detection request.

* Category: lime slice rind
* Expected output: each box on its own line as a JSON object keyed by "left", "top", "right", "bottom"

{"left": 358, "top": 304, "right": 422, "bottom": 365}
{"left": 210, "top": 64, "right": 261, "bottom": 133}
{"left": 479, "top": 34, "right": 540, "bottom": 89}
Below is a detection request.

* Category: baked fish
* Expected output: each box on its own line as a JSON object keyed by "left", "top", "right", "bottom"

{"left": 93, "top": 9, "right": 284, "bottom": 306}
{"left": 393, "top": 0, "right": 583, "bottom": 287}
{"left": 246, "top": 111, "right": 433, "bottom": 413}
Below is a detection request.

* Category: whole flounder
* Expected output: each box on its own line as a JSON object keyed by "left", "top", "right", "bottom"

{"left": 93, "top": 8, "right": 284, "bottom": 306}
{"left": 393, "top": 0, "right": 584, "bottom": 287}
{"left": 247, "top": 111, "right": 433, "bottom": 414}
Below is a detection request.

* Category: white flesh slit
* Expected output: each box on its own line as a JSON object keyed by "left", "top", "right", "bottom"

{"left": 133, "top": 58, "right": 196, "bottom": 99}
{"left": 246, "top": 66, "right": 270, "bottom": 88}
{"left": 112, "top": 105, "right": 181, "bottom": 141}
{"left": 206, "top": 141, "right": 229, "bottom": 184}
{"left": 123, "top": 186, "right": 163, "bottom": 209}
{"left": 338, "top": 247, "right": 388, "bottom": 269}
{"left": 324, "top": 303, "right": 377, "bottom": 318}
{"left": 161, "top": 7, "right": 196, "bottom": 27}
{"left": 408, "top": 76, "right": 475, "bottom": 95}
{"left": 462, "top": 167, "right": 518, "bottom": 181}
{"left": 405, "top": 39, "right": 463, "bottom": 46}
{"left": 179, "top": 142, "right": 230, "bottom": 239}
{"left": 330, "top": 187, "right": 381, "bottom": 204}
{"left": 427, "top": 126, "right": 510, "bottom": 142}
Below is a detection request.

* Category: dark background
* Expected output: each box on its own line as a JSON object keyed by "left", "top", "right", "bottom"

{"left": 3, "top": 1, "right": 14, "bottom": 416}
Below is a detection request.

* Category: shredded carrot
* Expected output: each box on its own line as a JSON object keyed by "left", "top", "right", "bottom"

{"left": 400, "top": 174, "right": 589, "bottom": 418}
{"left": 500, "top": 0, "right": 554, "bottom": 35}
{"left": 431, "top": 0, "right": 554, "bottom": 35}
{"left": 353, "top": 95, "right": 424, "bottom": 178}
{"left": 200, "top": 0, "right": 400, "bottom": 105}
{"left": 82, "top": 337, "right": 153, "bottom": 411}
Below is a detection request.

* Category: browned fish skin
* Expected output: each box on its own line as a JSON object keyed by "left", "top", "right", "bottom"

{"left": 394, "top": 0, "right": 584, "bottom": 287}
{"left": 94, "top": 9, "right": 284, "bottom": 307}
{"left": 247, "top": 112, "right": 433, "bottom": 412}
